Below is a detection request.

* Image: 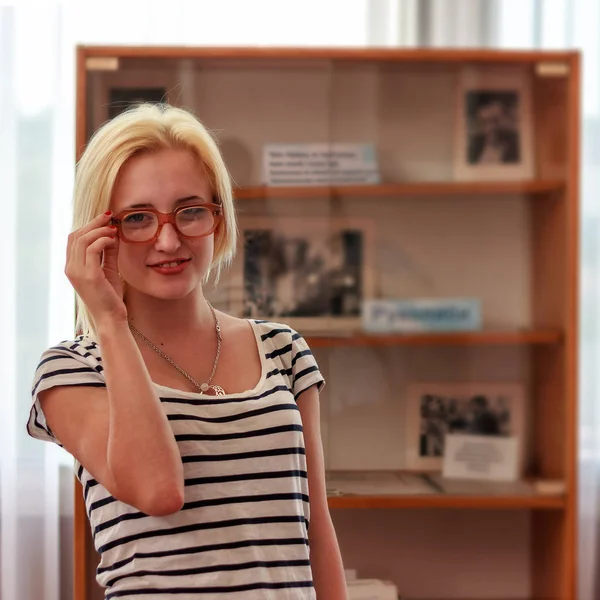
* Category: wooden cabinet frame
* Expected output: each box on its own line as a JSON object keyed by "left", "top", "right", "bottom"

{"left": 74, "top": 46, "right": 580, "bottom": 600}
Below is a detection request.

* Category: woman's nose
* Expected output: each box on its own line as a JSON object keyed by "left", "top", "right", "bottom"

{"left": 154, "top": 222, "right": 182, "bottom": 252}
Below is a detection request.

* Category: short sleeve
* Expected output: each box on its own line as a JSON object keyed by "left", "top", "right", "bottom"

{"left": 290, "top": 329, "right": 325, "bottom": 400}
{"left": 27, "top": 338, "right": 106, "bottom": 446}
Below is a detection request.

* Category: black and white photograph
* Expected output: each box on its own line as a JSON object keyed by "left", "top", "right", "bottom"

{"left": 418, "top": 389, "right": 511, "bottom": 458}
{"left": 453, "top": 68, "right": 534, "bottom": 181}
{"left": 229, "top": 218, "right": 375, "bottom": 333}
{"left": 243, "top": 228, "right": 362, "bottom": 317}
{"left": 405, "top": 382, "right": 525, "bottom": 471}
{"left": 465, "top": 90, "right": 521, "bottom": 165}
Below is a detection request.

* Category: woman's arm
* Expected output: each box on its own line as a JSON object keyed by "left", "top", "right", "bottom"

{"left": 39, "top": 321, "right": 184, "bottom": 516}
{"left": 297, "top": 385, "right": 349, "bottom": 600}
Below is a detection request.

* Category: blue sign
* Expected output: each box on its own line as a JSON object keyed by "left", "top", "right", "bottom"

{"left": 362, "top": 299, "right": 482, "bottom": 333}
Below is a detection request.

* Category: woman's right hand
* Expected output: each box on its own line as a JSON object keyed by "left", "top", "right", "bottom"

{"left": 65, "top": 211, "right": 127, "bottom": 326}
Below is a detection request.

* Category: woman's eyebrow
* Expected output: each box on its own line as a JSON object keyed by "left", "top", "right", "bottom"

{"left": 124, "top": 196, "right": 207, "bottom": 210}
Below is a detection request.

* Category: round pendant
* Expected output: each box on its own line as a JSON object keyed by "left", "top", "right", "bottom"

{"left": 200, "top": 383, "right": 226, "bottom": 396}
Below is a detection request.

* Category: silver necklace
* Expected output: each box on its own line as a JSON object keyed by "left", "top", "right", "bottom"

{"left": 129, "top": 302, "right": 226, "bottom": 396}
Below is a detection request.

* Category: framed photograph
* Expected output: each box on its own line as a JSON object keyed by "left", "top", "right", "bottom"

{"left": 405, "top": 381, "right": 526, "bottom": 472}
{"left": 453, "top": 67, "right": 535, "bottom": 181}
{"left": 228, "top": 217, "right": 376, "bottom": 334}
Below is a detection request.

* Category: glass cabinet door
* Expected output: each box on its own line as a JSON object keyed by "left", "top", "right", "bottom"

{"left": 320, "top": 55, "right": 573, "bottom": 599}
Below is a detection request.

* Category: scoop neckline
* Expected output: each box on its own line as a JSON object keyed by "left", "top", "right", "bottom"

{"left": 152, "top": 319, "right": 267, "bottom": 399}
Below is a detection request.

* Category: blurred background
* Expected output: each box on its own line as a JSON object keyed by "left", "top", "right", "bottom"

{"left": 1, "top": 1, "right": 599, "bottom": 599}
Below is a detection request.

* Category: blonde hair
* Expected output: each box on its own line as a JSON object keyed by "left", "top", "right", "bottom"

{"left": 73, "top": 103, "right": 238, "bottom": 338}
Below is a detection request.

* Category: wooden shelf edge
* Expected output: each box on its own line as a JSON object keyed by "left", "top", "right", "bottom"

{"left": 234, "top": 180, "right": 564, "bottom": 200}
{"left": 305, "top": 330, "right": 562, "bottom": 348}
{"left": 80, "top": 44, "right": 578, "bottom": 65}
{"left": 327, "top": 494, "right": 566, "bottom": 510}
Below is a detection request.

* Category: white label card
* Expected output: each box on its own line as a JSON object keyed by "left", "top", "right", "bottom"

{"left": 442, "top": 434, "right": 520, "bottom": 482}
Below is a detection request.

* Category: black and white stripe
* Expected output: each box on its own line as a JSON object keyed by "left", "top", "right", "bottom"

{"left": 27, "top": 320, "right": 324, "bottom": 599}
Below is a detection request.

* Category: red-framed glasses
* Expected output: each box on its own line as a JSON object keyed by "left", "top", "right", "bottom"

{"left": 110, "top": 203, "right": 223, "bottom": 243}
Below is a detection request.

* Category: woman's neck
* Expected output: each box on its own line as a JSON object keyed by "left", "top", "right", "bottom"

{"left": 125, "top": 288, "right": 214, "bottom": 342}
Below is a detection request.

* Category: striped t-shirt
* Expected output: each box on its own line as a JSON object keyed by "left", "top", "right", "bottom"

{"left": 27, "top": 319, "right": 325, "bottom": 599}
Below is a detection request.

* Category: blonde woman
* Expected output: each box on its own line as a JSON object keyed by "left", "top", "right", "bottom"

{"left": 27, "top": 104, "right": 348, "bottom": 600}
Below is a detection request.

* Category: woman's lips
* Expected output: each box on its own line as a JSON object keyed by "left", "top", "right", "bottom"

{"left": 148, "top": 258, "right": 191, "bottom": 275}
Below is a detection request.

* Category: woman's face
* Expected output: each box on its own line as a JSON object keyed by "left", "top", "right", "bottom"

{"left": 110, "top": 148, "right": 216, "bottom": 301}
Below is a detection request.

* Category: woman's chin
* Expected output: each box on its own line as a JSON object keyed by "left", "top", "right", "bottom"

{"left": 157, "top": 280, "right": 200, "bottom": 299}
{"left": 129, "top": 278, "right": 200, "bottom": 301}
{"left": 151, "top": 287, "right": 196, "bottom": 301}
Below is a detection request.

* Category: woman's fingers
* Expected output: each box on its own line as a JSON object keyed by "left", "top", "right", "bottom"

{"left": 85, "top": 236, "right": 117, "bottom": 276}
{"left": 66, "top": 211, "right": 113, "bottom": 256}
{"left": 101, "top": 231, "right": 120, "bottom": 273}
{"left": 64, "top": 212, "right": 128, "bottom": 324}
{"left": 75, "top": 226, "right": 117, "bottom": 267}
{"left": 66, "top": 227, "right": 116, "bottom": 282}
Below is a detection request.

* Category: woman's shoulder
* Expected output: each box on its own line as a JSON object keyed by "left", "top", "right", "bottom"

{"left": 41, "top": 335, "right": 103, "bottom": 360}
{"left": 239, "top": 318, "right": 324, "bottom": 398}
{"left": 245, "top": 318, "right": 301, "bottom": 337}
{"left": 33, "top": 335, "right": 104, "bottom": 380}
{"left": 218, "top": 312, "right": 302, "bottom": 342}
{"left": 248, "top": 319, "right": 314, "bottom": 352}
{"left": 29, "top": 336, "right": 105, "bottom": 446}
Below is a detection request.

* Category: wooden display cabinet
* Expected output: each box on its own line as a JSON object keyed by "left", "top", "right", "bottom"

{"left": 75, "top": 45, "right": 580, "bottom": 600}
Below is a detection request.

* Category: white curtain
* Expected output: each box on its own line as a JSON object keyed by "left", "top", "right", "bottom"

{"left": 2, "top": 1, "right": 599, "bottom": 599}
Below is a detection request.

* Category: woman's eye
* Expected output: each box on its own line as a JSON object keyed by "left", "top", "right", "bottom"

{"left": 179, "top": 207, "right": 209, "bottom": 220}
{"left": 124, "top": 212, "right": 153, "bottom": 225}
